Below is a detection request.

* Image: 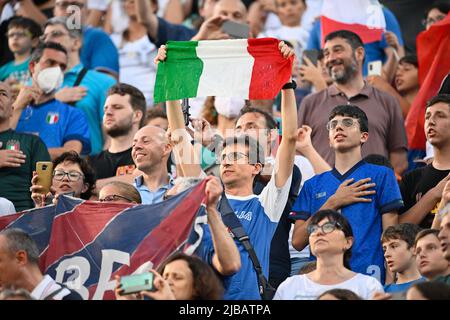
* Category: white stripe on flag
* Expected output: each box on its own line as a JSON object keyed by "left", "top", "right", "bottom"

{"left": 196, "top": 39, "right": 254, "bottom": 98}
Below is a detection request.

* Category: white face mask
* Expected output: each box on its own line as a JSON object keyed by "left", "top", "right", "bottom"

{"left": 36, "top": 66, "right": 64, "bottom": 94}
{"left": 214, "top": 97, "right": 246, "bottom": 119}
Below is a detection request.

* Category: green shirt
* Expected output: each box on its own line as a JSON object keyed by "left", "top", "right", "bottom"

{"left": 0, "top": 58, "right": 31, "bottom": 84}
{"left": 0, "top": 129, "right": 50, "bottom": 211}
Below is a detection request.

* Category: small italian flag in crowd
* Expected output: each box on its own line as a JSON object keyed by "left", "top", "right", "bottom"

{"left": 46, "top": 113, "right": 59, "bottom": 124}
{"left": 153, "top": 38, "right": 293, "bottom": 103}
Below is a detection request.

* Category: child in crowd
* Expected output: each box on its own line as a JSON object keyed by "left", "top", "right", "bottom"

{"left": 0, "top": 17, "right": 41, "bottom": 90}
{"left": 381, "top": 223, "right": 425, "bottom": 293}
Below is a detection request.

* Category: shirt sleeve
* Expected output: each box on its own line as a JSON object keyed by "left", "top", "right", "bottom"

{"left": 64, "top": 108, "right": 92, "bottom": 155}
{"left": 385, "top": 92, "right": 408, "bottom": 152}
{"left": 88, "top": 31, "right": 119, "bottom": 75}
{"left": 289, "top": 179, "right": 313, "bottom": 221}
{"left": 153, "top": 17, "right": 197, "bottom": 48}
{"left": 377, "top": 168, "right": 404, "bottom": 214}
{"left": 365, "top": 277, "right": 385, "bottom": 300}
{"left": 258, "top": 166, "right": 293, "bottom": 223}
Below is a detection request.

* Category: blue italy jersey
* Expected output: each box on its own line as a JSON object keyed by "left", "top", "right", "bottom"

{"left": 16, "top": 99, "right": 91, "bottom": 155}
{"left": 290, "top": 161, "right": 403, "bottom": 284}
{"left": 198, "top": 171, "right": 292, "bottom": 300}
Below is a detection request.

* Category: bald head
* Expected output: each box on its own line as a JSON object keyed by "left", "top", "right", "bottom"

{"left": 132, "top": 125, "right": 171, "bottom": 173}
{"left": 213, "top": 0, "right": 247, "bottom": 23}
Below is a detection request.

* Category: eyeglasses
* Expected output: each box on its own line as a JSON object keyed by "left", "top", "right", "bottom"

{"left": 53, "top": 170, "right": 84, "bottom": 182}
{"left": 422, "top": 16, "right": 446, "bottom": 27}
{"left": 55, "top": 1, "right": 85, "bottom": 9}
{"left": 307, "top": 221, "right": 343, "bottom": 236}
{"left": 40, "top": 30, "right": 69, "bottom": 42}
{"left": 99, "top": 194, "right": 134, "bottom": 203}
{"left": 221, "top": 151, "right": 249, "bottom": 163}
{"left": 326, "top": 118, "right": 357, "bottom": 131}
{"left": 6, "top": 31, "right": 32, "bottom": 39}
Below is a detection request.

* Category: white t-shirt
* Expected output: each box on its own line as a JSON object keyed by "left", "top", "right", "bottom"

{"left": 110, "top": 34, "right": 157, "bottom": 107}
{"left": 0, "top": 197, "right": 16, "bottom": 217}
{"left": 259, "top": 26, "right": 309, "bottom": 58}
{"left": 274, "top": 273, "right": 384, "bottom": 300}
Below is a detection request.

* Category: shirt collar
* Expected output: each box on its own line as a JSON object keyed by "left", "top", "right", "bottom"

{"left": 328, "top": 82, "right": 371, "bottom": 98}
{"left": 134, "top": 174, "right": 174, "bottom": 189}
{"left": 31, "top": 275, "right": 54, "bottom": 300}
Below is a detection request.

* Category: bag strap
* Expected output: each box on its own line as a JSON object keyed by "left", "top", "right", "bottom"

{"left": 218, "top": 192, "right": 274, "bottom": 300}
{"left": 67, "top": 67, "right": 88, "bottom": 106}
{"left": 43, "top": 287, "right": 65, "bottom": 300}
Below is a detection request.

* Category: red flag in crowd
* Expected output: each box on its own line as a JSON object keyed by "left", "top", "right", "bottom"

{"left": 405, "top": 14, "right": 450, "bottom": 150}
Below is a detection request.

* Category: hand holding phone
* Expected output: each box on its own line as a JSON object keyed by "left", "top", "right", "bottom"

{"left": 368, "top": 60, "right": 382, "bottom": 76}
{"left": 221, "top": 20, "right": 249, "bottom": 39}
{"left": 36, "top": 161, "right": 53, "bottom": 195}
{"left": 119, "top": 272, "right": 156, "bottom": 295}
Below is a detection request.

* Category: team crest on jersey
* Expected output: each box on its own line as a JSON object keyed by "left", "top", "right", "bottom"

{"left": 315, "top": 192, "right": 327, "bottom": 199}
{"left": 5, "top": 139, "right": 20, "bottom": 151}
{"left": 46, "top": 112, "right": 59, "bottom": 124}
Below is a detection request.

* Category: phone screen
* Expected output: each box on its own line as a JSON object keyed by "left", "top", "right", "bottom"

{"left": 302, "top": 49, "right": 319, "bottom": 66}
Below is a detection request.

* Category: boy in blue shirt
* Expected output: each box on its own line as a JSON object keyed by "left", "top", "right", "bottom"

{"left": 381, "top": 223, "right": 425, "bottom": 293}
{"left": 291, "top": 104, "right": 403, "bottom": 284}
{"left": 0, "top": 17, "right": 41, "bottom": 88}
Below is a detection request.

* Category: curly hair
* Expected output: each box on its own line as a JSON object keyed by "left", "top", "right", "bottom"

{"left": 53, "top": 151, "right": 96, "bottom": 200}
{"left": 157, "top": 252, "right": 224, "bottom": 300}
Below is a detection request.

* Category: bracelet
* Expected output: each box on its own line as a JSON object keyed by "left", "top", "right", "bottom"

{"left": 282, "top": 80, "right": 297, "bottom": 90}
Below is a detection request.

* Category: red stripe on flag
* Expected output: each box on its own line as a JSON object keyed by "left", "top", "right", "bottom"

{"left": 405, "top": 14, "right": 450, "bottom": 149}
{"left": 321, "top": 16, "right": 384, "bottom": 46}
{"left": 43, "top": 202, "right": 132, "bottom": 269}
{"left": 88, "top": 181, "right": 207, "bottom": 300}
{"left": 247, "top": 38, "right": 293, "bottom": 100}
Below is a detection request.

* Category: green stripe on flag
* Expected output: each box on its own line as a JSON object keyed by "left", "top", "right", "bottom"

{"left": 154, "top": 41, "right": 203, "bottom": 103}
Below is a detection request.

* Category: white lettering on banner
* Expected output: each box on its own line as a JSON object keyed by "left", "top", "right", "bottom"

{"left": 93, "top": 250, "right": 130, "bottom": 300}
{"left": 366, "top": 265, "right": 381, "bottom": 282}
{"left": 55, "top": 257, "right": 90, "bottom": 300}
{"left": 53, "top": 250, "right": 156, "bottom": 300}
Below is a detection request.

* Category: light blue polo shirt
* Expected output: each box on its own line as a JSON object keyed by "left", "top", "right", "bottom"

{"left": 61, "top": 64, "right": 116, "bottom": 155}
{"left": 133, "top": 175, "right": 174, "bottom": 204}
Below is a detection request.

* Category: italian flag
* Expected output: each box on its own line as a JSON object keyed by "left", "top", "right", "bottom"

{"left": 320, "top": 0, "right": 386, "bottom": 46}
{"left": 46, "top": 113, "right": 59, "bottom": 124}
{"left": 153, "top": 38, "right": 293, "bottom": 103}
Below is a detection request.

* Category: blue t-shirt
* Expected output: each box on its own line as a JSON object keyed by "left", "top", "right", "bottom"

{"left": 198, "top": 171, "right": 292, "bottom": 300}
{"left": 384, "top": 277, "right": 426, "bottom": 293}
{"left": 16, "top": 99, "right": 91, "bottom": 155}
{"left": 0, "top": 58, "right": 31, "bottom": 84}
{"left": 61, "top": 64, "right": 116, "bottom": 155}
{"left": 81, "top": 27, "right": 119, "bottom": 76}
{"left": 306, "top": 7, "right": 404, "bottom": 77}
{"left": 152, "top": 17, "right": 197, "bottom": 48}
{"left": 290, "top": 161, "right": 403, "bottom": 284}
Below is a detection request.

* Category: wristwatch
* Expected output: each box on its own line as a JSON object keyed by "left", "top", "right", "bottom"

{"left": 282, "top": 80, "right": 297, "bottom": 90}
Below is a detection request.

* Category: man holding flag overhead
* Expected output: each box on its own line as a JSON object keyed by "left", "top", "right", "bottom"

{"left": 155, "top": 39, "right": 298, "bottom": 299}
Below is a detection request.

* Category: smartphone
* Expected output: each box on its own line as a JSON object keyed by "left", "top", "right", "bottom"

{"left": 119, "top": 272, "right": 155, "bottom": 295}
{"left": 368, "top": 60, "right": 382, "bottom": 76}
{"left": 181, "top": 98, "right": 191, "bottom": 126}
{"left": 36, "top": 161, "right": 53, "bottom": 195}
{"left": 302, "top": 49, "right": 319, "bottom": 66}
{"left": 222, "top": 20, "right": 249, "bottom": 39}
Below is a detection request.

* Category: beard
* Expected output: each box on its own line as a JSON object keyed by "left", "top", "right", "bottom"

{"left": 327, "top": 55, "right": 359, "bottom": 84}
{"left": 105, "top": 118, "right": 133, "bottom": 138}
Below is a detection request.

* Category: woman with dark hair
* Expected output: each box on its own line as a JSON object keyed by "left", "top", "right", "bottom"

{"left": 318, "top": 288, "right": 362, "bottom": 300}
{"left": 115, "top": 252, "right": 224, "bottom": 300}
{"left": 423, "top": 1, "right": 450, "bottom": 30}
{"left": 274, "top": 210, "right": 383, "bottom": 300}
{"left": 30, "top": 151, "right": 96, "bottom": 207}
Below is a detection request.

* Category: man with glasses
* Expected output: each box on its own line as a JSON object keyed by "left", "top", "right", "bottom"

{"left": 30, "top": 151, "right": 96, "bottom": 207}
{"left": 42, "top": 17, "right": 116, "bottom": 155}
{"left": 9, "top": 41, "right": 91, "bottom": 159}
{"left": 298, "top": 30, "right": 408, "bottom": 176}
{"left": 292, "top": 104, "right": 403, "bottom": 285}
{"left": 53, "top": 0, "right": 119, "bottom": 79}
